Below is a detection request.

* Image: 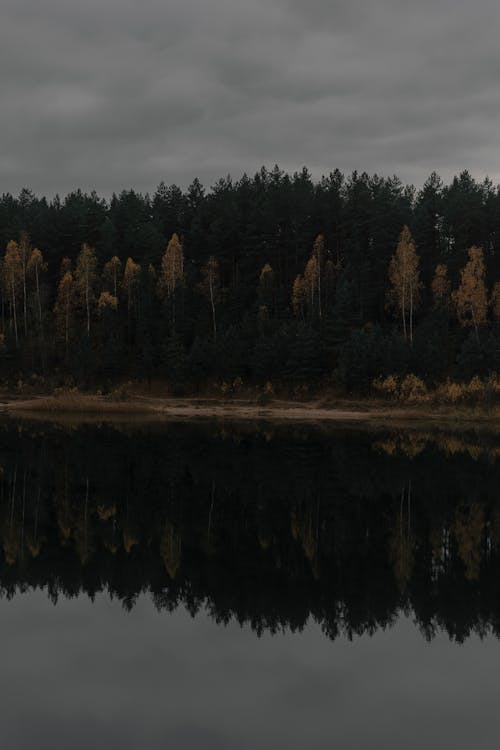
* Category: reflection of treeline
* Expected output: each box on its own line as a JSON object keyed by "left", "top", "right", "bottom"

{"left": 373, "top": 430, "right": 500, "bottom": 461}
{"left": 1, "top": 422, "right": 500, "bottom": 642}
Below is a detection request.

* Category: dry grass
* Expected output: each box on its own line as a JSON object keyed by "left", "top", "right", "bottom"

{"left": 8, "top": 392, "right": 153, "bottom": 414}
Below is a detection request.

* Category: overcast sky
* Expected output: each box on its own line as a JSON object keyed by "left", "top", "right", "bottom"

{"left": 1, "top": 0, "right": 500, "bottom": 196}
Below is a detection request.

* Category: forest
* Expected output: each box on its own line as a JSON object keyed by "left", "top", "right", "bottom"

{"left": 1, "top": 167, "right": 500, "bottom": 393}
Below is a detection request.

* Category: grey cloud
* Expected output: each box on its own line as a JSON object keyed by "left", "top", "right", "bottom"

{"left": 1, "top": 0, "right": 500, "bottom": 195}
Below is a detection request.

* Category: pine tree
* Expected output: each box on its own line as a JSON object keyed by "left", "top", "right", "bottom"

{"left": 431, "top": 264, "right": 451, "bottom": 308}
{"left": 258, "top": 263, "right": 275, "bottom": 319}
{"left": 324, "top": 259, "right": 337, "bottom": 315}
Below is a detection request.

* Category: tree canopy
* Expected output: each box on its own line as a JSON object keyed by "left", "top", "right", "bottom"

{"left": 1, "top": 167, "right": 500, "bottom": 390}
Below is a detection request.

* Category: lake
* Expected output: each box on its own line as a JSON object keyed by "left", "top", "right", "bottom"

{"left": 0, "top": 419, "right": 499, "bottom": 748}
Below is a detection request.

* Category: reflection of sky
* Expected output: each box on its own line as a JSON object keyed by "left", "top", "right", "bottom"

{"left": 0, "top": 593, "right": 498, "bottom": 748}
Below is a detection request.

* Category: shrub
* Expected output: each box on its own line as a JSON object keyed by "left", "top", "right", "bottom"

{"left": 373, "top": 375, "right": 399, "bottom": 399}
{"left": 435, "top": 375, "right": 500, "bottom": 404}
{"left": 398, "top": 374, "right": 428, "bottom": 403}
{"left": 435, "top": 380, "right": 466, "bottom": 403}
{"left": 372, "top": 373, "right": 428, "bottom": 402}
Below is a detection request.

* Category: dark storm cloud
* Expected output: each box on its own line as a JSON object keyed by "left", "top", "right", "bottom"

{"left": 1, "top": 0, "right": 500, "bottom": 195}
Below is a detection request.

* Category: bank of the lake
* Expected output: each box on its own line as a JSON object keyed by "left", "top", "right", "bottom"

{"left": 1, "top": 393, "right": 500, "bottom": 427}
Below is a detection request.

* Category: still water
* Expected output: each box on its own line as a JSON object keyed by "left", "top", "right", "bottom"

{"left": 0, "top": 420, "right": 499, "bottom": 748}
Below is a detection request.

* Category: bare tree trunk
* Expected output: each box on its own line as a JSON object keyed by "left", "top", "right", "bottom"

{"left": 471, "top": 306, "right": 479, "bottom": 345}
{"left": 85, "top": 272, "right": 90, "bottom": 336}
{"left": 318, "top": 264, "right": 322, "bottom": 320}
{"left": 35, "top": 265, "right": 42, "bottom": 333}
{"left": 402, "top": 281, "right": 406, "bottom": 341}
{"left": 209, "top": 276, "right": 217, "bottom": 343}
{"left": 65, "top": 296, "right": 70, "bottom": 359}
{"left": 22, "top": 265, "right": 27, "bottom": 337}
{"left": 409, "top": 281, "right": 413, "bottom": 345}
{"left": 11, "top": 280, "right": 18, "bottom": 347}
{"left": 35, "top": 265, "right": 44, "bottom": 370}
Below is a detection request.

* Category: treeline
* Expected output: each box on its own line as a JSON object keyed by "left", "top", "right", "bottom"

{"left": 2, "top": 167, "right": 500, "bottom": 389}
{"left": 1, "top": 422, "right": 500, "bottom": 642}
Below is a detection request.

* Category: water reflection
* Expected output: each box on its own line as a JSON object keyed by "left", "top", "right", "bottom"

{"left": 0, "top": 420, "right": 499, "bottom": 643}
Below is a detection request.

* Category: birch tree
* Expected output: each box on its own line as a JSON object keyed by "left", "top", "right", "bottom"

{"left": 303, "top": 256, "right": 319, "bottom": 319}
{"left": 387, "top": 226, "right": 422, "bottom": 344}
{"left": 19, "top": 232, "right": 31, "bottom": 336}
{"left": 312, "top": 233, "right": 325, "bottom": 319}
{"left": 292, "top": 274, "right": 306, "bottom": 320}
{"left": 452, "top": 246, "right": 488, "bottom": 344}
{"left": 158, "top": 233, "right": 184, "bottom": 331}
{"left": 4, "top": 241, "right": 22, "bottom": 347}
{"left": 103, "top": 256, "right": 122, "bottom": 298}
{"left": 75, "top": 244, "right": 97, "bottom": 337}
{"left": 200, "top": 256, "right": 220, "bottom": 343}
{"left": 122, "top": 258, "right": 141, "bottom": 318}
{"left": 54, "top": 264, "right": 74, "bottom": 359}
{"left": 27, "top": 247, "right": 47, "bottom": 340}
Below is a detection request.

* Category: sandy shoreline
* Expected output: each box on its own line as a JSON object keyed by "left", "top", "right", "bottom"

{"left": 0, "top": 394, "right": 498, "bottom": 427}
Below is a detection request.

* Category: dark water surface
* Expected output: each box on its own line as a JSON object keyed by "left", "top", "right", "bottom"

{"left": 1, "top": 419, "right": 500, "bottom": 748}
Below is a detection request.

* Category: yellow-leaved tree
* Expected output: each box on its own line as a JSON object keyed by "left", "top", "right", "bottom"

{"left": 122, "top": 258, "right": 141, "bottom": 317}
{"left": 53, "top": 259, "right": 74, "bottom": 359}
{"left": 387, "top": 225, "right": 422, "bottom": 344}
{"left": 452, "top": 246, "right": 488, "bottom": 344}
{"left": 158, "top": 233, "right": 184, "bottom": 331}
{"left": 312, "top": 233, "right": 325, "bottom": 319}
{"left": 103, "top": 256, "right": 122, "bottom": 298}
{"left": 4, "top": 241, "right": 23, "bottom": 346}
{"left": 19, "top": 231, "right": 32, "bottom": 336}
{"left": 303, "top": 256, "right": 319, "bottom": 318}
{"left": 292, "top": 275, "right": 306, "bottom": 320}
{"left": 27, "top": 247, "right": 47, "bottom": 342}
{"left": 75, "top": 244, "right": 98, "bottom": 337}
{"left": 199, "top": 256, "right": 220, "bottom": 343}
